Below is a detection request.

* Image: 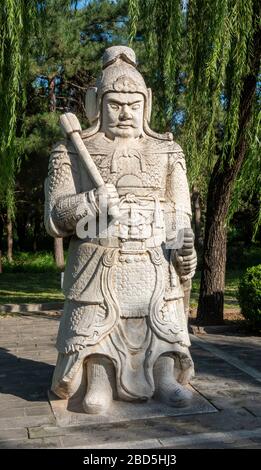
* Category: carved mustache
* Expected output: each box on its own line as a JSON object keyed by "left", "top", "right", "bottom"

{"left": 109, "top": 123, "right": 136, "bottom": 128}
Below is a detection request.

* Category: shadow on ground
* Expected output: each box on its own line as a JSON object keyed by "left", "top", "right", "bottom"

{"left": 0, "top": 347, "right": 54, "bottom": 401}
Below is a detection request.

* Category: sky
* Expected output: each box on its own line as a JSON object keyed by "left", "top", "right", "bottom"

{"left": 76, "top": 0, "right": 117, "bottom": 8}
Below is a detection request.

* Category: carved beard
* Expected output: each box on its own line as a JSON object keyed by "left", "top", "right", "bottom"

{"left": 110, "top": 148, "right": 145, "bottom": 173}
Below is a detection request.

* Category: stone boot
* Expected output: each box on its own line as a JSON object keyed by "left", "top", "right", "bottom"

{"left": 83, "top": 355, "right": 115, "bottom": 414}
{"left": 154, "top": 355, "right": 193, "bottom": 407}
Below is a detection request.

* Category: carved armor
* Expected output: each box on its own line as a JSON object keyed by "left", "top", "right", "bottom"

{"left": 45, "top": 133, "right": 194, "bottom": 399}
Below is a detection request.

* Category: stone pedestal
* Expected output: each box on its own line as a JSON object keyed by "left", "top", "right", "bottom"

{"left": 48, "top": 386, "right": 217, "bottom": 427}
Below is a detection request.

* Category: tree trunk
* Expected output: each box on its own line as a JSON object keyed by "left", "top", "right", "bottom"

{"left": 197, "top": 164, "right": 230, "bottom": 324}
{"left": 7, "top": 213, "right": 13, "bottom": 263}
{"left": 192, "top": 186, "right": 202, "bottom": 251}
{"left": 197, "top": 20, "right": 261, "bottom": 325}
{"left": 54, "top": 237, "right": 65, "bottom": 271}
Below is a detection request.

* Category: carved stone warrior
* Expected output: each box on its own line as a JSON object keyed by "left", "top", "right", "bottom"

{"left": 45, "top": 46, "right": 197, "bottom": 414}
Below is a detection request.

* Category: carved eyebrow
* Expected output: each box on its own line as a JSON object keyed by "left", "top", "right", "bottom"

{"left": 108, "top": 99, "right": 143, "bottom": 105}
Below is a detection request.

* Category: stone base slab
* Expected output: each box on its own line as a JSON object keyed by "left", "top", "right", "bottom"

{"left": 48, "top": 385, "right": 217, "bottom": 427}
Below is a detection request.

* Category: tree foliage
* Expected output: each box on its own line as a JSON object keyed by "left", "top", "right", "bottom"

{"left": 185, "top": 0, "right": 260, "bottom": 223}
{"left": 129, "top": 0, "right": 260, "bottom": 224}
{"left": 238, "top": 264, "right": 261, "bottom": 328}
{"left": 1, "top": 0, "right": 131, "bottom": 252}
{"left": 1, "top": 0, "right": 260, "bottom": 266}
{"left": 130, "top": 0, "right": 184, "bottom": 130}
{"left": 0, "top": 0, "right": 78, "bottom": 213}
{"left": 129, "top": 0, "right": 261, "bottom": 323}
{"left": 0, "top": 1, "right": 41, "bottom": 211}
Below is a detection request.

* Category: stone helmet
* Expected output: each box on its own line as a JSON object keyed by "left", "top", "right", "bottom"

{"left": 85, "top": 46, "right": 152, "bottom": 125}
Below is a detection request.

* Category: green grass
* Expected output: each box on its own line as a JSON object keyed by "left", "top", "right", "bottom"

{"left": 1, "top": 247, "right": 260, "bottom": 306}
{"left": 1, "top": 251, "right": 59, "bottom": 273}
{"left": 189, "top": 270, "right": 242, "bottom": 309}
{"left": 0, "top": 251, "right": 64, "bottom": 303}
{"left": 0, "top": 272, "right": 64, "bottom": 304}
{"left": 0, "top": 269, "right": 241, "bottom": 307}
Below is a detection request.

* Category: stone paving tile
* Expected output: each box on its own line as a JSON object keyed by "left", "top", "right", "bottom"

{"left": 192, "top": 376, "right": 259, "bottom": 390}
{"left": 68, "top": 438, "right": 162, "bottom": 449}
{"left": 161, "top": 427, "right": 261, "bottom": 444}
{"left": 208, "top": 398, "right": 260, "bottom": 411}
{"left": 24, "top": 405, "right": 53, "bottom": 417}
{"left": 0, "top": 325, "right": 57, "bottom": 338}
{"left": 27, "top": 409, "right": 261, "bottom": 448}
{"left": 0, "top": 437, "right": 63, "bottom": 449}
{"left": 9, "top": 346, "right": 54, "bottom": 353}
{"left": 0, "top": 407, "right": 26, "bottom": 418}
{"left": 195, "top": 334, "right": 261, "bottom": 374}
{"left": 0, "top": 394, "right": 48, "bottom": 406}
{"left": 0, "top": 314, "right": 261, "bottom": 449}
{"left": 192, "top": 370, "right": 258, "bottom": 381}
{"left": 0, "top": 428, "right": 28, "bottom": 442}
{"left": 168, "top": 441, "right": 260, "bottom": 449}
{"left": 0, "top": 373, "right": 53, "bottom": 383}
{"left": 59, "top": 428, "right": 261, "bottom": 450}
{"left": 0, "top": 363, "right": 50, "bottom": 371}
{"left": 28, "top": 418, "right": 182, "bottom": 441}
{"left": 172, "top": 409, "right": 261, "bottom": 435}
{"left": 0, "top": 414, "right": 55, "bottom": 431}
{"left": 244, "top": 405, "right": 261, "bottom": 417}
{"left": 192, "top": 388, "right": 261, "bottom": 404}
{"left": 249, "top": 436, "right": 261, "bottom": 444}
{"left": 0, "top": 342, "right": 21, "bottom": 349}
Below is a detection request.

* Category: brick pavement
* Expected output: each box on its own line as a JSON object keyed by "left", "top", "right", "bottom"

{"left": 0, "top": 312, "right": 260, "bottom": 449}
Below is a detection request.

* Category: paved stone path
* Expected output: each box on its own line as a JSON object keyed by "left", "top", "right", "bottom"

{"left": 0, "top": 312, "right": 260, "bottom": 449}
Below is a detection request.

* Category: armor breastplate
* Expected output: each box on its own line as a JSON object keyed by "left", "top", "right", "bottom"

{"left": 85, "top": 134, "right": 169, "bottom": 197}
{"left": 109, "top": 194, "right": 165, "bottom": 242}
{"left": 80, "top": 134, "right": 171, "bottom": 247}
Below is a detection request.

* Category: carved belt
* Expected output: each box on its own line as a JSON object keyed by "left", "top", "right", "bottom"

{"left": 88, "top": 237, "right": 164, "bottom": 250}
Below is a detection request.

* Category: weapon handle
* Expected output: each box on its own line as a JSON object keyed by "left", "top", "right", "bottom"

{"left": 70, "top": 133, "right": 104, "bottom": 188}
{"left": 60, "top": 113, "right": 120, "bottom": 220}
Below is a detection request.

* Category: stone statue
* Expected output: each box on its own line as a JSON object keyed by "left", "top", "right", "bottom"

{"left": 44, "top": 46, "right": 197, "bottom": 414}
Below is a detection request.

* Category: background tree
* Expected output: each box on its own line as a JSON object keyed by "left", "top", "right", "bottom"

{"left": 129, "top": 0, "right": 261, "bottom": 324}
{"left": 0, "top": 0, "right": 131, "bottom": 263}
{"left": 187, "top": 0, "right": 261, "bottom": 324}
{"left": 1, "top": 0, "right": 259, "bottom": 321}
{"left": 0, "top": 0, "right": 45, "bottom": 264}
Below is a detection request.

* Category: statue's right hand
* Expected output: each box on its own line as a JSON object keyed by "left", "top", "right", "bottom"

{"left": 95, "top": 183, "right": 120, "bottom": 214}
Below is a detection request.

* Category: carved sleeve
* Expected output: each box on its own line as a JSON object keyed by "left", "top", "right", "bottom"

{"left": 167, "top": 146, "right": 192, "bottom": 229}
{"left": 166, "top": 146, "right": 197, "bottom": 281}
{"left": 44, "top": 142, "right": 97, "bottom": 237}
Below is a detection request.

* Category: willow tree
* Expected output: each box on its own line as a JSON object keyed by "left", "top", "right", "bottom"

{"left": 0, "top": 2, "right": 39, "bottom": 261}
{"left": 0, "top": 1, "right": 44, "bottom": 211}
{"left": 0, "top": 0, "right": 76, "bottom": 264}
{"left": 194, "top": 0, "right": 260, "bottom": 324}
{"left": 129, "top": 0, "right": 261, "bottom": 324}
{"left": 0, "top": 1, "right": 46, "bottom": 263}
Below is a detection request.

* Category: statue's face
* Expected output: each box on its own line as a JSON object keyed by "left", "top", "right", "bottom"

{"left": 101, "top": 92, "right": 144, "bottom": 139}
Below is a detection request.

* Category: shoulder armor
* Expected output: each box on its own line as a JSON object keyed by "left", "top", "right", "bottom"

{"left": 82, "top": 132, "right": 115, "bottom": 155}
{"left": 49, "top": 140, "right": 78, "bottom": 170}
{"left": 51, "top": 140, "right": 77, "bottom": 155}
{"left": 48, "top": 140, "right": 78, "bottom": 186}
{"left": 168, "top": 143, "right": 187, "bottom": 173}
{"left": 141, "top": 136, "right": 184, "bottom": 155}
{"left": 170, "top": 141, "right": 184, "bottom": 154}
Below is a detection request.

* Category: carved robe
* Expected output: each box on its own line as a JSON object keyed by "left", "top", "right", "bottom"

{"left": 45, "top": 131, "right": 195, "bottom": 400}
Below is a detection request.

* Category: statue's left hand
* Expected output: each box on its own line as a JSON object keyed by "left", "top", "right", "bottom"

{"left": 172, "top": 228, "right": 197, "bottom": 277}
